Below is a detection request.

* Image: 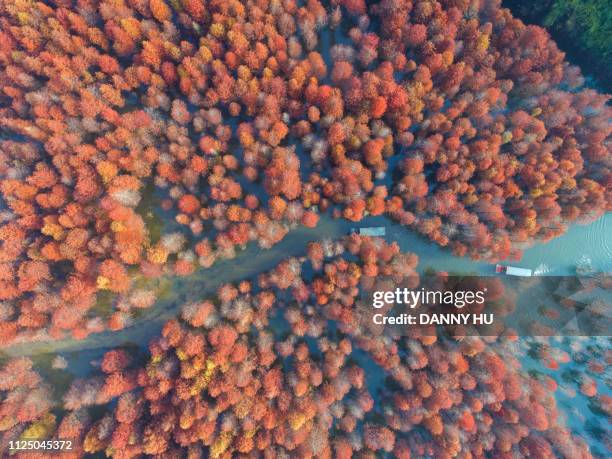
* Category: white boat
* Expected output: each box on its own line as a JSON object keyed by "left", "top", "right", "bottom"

{"left": 495, "top": 264, "right": 532, "bottom": 277}
{"left": 351, "top": 227, "right": 386, "bottom": 236}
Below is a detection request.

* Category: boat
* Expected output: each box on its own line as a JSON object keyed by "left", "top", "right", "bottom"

{"left": 576, "top": 255, "right": 595, "bottom": 276}
{"left": 350, "top": 227, "right": 386, "bottom": 237}
{"left": 495, "top": 264, "right": 533, "bottom": 277}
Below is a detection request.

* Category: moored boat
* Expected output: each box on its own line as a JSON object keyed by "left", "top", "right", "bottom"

{"left": 495, "top": 264, "right": 533, "bottom": 277}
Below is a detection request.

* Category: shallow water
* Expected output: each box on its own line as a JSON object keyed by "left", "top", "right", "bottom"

{"left": 5, "top": 212, "right": 609, "bottom": 357}
{"left": 514, "top": 213, "right": 612, "bottom": 275}
{"left": 520, "top": 337, "right": 612, "bottom": 458}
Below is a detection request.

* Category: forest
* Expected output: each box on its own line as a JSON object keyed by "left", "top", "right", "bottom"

{"left": 1, "top": 235, "right": 605, "bottom": 457}
{"left": 503, "top": 0, "right": 611, "bottom": 92}
{"left": 0, "top": 0, "right": 610, "bottom": 457}
{"left": 0, "top": 0, "right": 609, "bottom": 343}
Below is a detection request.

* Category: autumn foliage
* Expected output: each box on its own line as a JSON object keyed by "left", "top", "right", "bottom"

{"left": 0, "top": 236, "right": 597, "bottom": 457}
{"left": 0, "top": 0, "right": 608, "bottom": 456}
{"left": 0, "top": 0, "right": 609, "bottom": 344}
